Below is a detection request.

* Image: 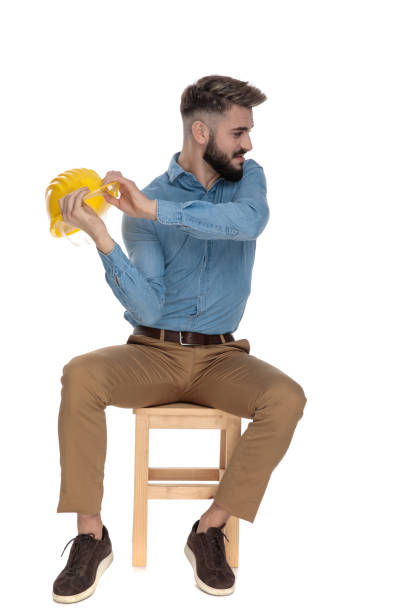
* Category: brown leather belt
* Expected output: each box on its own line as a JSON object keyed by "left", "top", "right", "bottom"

{"left": 131, "top": 325, "right": 234, "bottom": 345}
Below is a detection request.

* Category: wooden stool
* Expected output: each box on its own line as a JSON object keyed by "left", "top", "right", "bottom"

{"left": 132, "top": 401, "right": 242, "bottom": 568}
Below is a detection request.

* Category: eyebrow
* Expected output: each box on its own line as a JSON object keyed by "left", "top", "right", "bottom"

{"left": 230, "top": 125, "right": 254, "bottom": 132}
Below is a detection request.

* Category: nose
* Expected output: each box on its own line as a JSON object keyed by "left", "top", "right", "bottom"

{"left": 241, "top": 133, "right": 252, "bottom": 152}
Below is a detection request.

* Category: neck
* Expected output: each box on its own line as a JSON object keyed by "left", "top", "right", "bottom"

{"left": 177, "top": 148, "right": 220, "bottom": 192}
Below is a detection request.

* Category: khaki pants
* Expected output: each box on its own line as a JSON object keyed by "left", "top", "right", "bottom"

{"left": 56, "top": 332, "right": 307, "bottom": 523}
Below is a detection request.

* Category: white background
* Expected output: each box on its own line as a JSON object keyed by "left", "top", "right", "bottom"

{"left": 1, "top": 0, "right": 407, "bottom": 609}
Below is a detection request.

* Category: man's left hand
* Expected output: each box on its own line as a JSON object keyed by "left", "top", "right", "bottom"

{"left": 101, "top": 171, "right": 156, "bottom": 220}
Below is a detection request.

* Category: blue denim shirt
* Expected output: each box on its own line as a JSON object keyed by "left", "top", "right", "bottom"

{"left": 96, "top": 151, "right": 269, "bottom": 334}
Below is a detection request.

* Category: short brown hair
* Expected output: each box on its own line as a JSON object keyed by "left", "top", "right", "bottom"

{"left": 180, "top": 74, "right": 267, "bottom": 136}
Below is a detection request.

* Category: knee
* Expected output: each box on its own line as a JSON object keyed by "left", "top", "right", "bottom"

{"left": 292, "top": 382, "right": 307, "bottom": 419}
{"left": 61, "top": 355, "right": 87, "bottom": 383}
{"left": 60, "top": 354, "right": 110, "bottom": 406}
{"left": 61, "top": 354, "right": 104, "bottom": 388}
{"left": 283, "top": 378, "right": 307, "bottom": 420}
{"left": 259, "top": 378, "right": 307, "bottom": 422}
{"left": 289, "top": 379, "right": 307, "bottom": 406}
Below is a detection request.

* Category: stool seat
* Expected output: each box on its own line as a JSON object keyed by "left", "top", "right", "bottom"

{"left": 131, "top": 401, "right": 241, "bottom": 567}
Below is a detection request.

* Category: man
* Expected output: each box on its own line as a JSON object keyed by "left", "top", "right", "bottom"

{"left": 53, "top": 74, "right": 307, "bottom": 602}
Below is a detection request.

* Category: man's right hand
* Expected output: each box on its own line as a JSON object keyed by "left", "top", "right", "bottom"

{"left": 58, "top": 186, "right": 107, "bottom": 240}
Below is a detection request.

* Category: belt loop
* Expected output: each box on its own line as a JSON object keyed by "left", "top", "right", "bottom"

{"left": 160, "top": 328, "right": 165, "bottom": 341}
{"left": 220, "top": 334, "right": 226, "bottom": 344}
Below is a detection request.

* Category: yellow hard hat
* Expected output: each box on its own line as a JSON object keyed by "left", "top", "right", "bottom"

{"left": 45, "top": 168, "right": 119, "bottom": 239}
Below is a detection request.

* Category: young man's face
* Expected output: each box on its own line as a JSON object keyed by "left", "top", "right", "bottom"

{"left": 203, "top": 104, "right": 254, "bottom": 182}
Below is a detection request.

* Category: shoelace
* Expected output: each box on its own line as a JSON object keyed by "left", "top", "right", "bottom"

{"left": 206, "top": 529, "right": 230, "bottom": 568}
{"left": 60, "top": 532, "right": 98, "bottom": 575}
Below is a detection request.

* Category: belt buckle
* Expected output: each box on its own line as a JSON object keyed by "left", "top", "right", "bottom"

{"left": 179, "top": 331, "right": 198, "bottom": 346}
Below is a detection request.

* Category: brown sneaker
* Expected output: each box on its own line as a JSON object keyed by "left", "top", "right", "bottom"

{"left": 52, "top": 524, "right": 113, "bottom": 603}
{"left": 184, "top": 519, "right": 236, "bottom": 596}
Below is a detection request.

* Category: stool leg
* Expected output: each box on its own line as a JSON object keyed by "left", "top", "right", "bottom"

{"left": 220, "top": 419, "right": 242, "bottom": 568}
{"left": 132, "top": 415, "right": 149, "bottom": 566}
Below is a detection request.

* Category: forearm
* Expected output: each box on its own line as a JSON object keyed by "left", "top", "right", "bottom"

{"left": 155, "top": 197, "right": 269, "bottom": 241}
{"left": 92, "top": 229, "right": 115, "bottom": 254}
{"left": 91, "top": 198, "right": 156, "bottom": 252}
{"left": 153, "top": 161, "right": 269, "bottom": 241}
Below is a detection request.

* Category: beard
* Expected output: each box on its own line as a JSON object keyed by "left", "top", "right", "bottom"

{"left": 202, "top": 132, "right": 245, "bottom": 182}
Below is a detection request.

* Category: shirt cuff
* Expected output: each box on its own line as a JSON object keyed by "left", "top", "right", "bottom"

{"left": 96, "top": 240, "right": 128, "bottom": 273}
{"left": 156, "top": 199, "right": 183, "bottom": 225}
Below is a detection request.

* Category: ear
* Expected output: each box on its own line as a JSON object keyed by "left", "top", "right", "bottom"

{"left": 191, "top": 119, "right": 209, "bottom": 145}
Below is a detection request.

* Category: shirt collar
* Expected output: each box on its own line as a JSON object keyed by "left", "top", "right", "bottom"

{"left": 167, "top": 151, "right": 225, "bottom": 187}
{"left": 167, "top": 151, "right": 187, "bottom": 183}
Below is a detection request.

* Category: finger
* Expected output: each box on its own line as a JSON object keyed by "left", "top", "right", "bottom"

{"left": 102, "top": 172, "right": 125, "bottom": 186}
{"left": 102, "top": 170, "right": 121, "bottom": 184}
{"left": 58, "top": 196, "right": 64, "bottom": 216}
{"left": 65, "top": 190, "right": 76, "bottom": 219}
{"left": 103, "top": 192, "right": 118, "bottom": 206}
{"left": 102, "top": 174, "right": 121, "bottom": 185}
{"left": 70, "top": 187, "right": 89, "bottom": 218}
{"left": 79, "top": 186, "right": 90, "bottom": 203}
{"left": 93, "top": 182, "right": 118, "bottom": 197}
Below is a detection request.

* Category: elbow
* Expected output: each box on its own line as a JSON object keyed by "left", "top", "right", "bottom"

{"left": 143, "top": 309, "right": 164, "bottom": 326}
{"left": 139, "top": 297, "right": 165, "bottom": 326}
{"left": 125, "top": 278, "right": 166, "bottom": 325}
{"left": 253, "top": 206, "right": 270, "bottom": 238}
{"left": 238, "top": 207, "right": 270, "bottom": 240}
{"left": 127, "top": 303, "right": 164, "bottom": 327}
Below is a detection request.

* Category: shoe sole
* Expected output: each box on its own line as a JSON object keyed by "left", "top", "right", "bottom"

{"left": 52, "top": 550, "right": 114, "bottom": 604}
{"left": 184, "top": 543, "right": 235, "bottom": 596}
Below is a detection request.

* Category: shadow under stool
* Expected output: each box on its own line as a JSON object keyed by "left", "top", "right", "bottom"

{"left": 131, "top": 401, "right": 242, "bottom": 568}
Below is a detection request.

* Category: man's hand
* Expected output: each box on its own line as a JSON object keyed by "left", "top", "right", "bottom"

{"left": 101, "top": 171, "right": 157, "bottom": 220}
{"left": 58, "top": 186, "right": 107, "bottom": 240}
